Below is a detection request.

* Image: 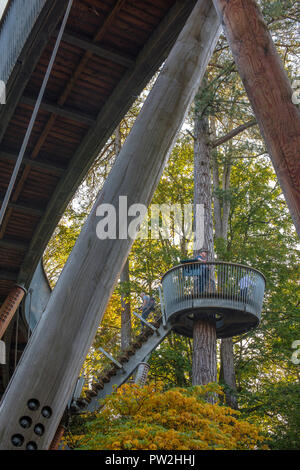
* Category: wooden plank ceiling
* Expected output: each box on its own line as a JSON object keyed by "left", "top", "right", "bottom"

{"left": 0, "top": 0, "right": 197, "bottom": 304}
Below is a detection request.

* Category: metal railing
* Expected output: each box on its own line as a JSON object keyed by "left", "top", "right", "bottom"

{"left": 162, "top": 261, "right": 265, "bottom": 322}
{"left": 0, "top": 0, "right": 47, "bottom": 83}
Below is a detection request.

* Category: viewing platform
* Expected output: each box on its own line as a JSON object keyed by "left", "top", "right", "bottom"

{"left": 161, "top": 262, "right": 266, "bottom": 338}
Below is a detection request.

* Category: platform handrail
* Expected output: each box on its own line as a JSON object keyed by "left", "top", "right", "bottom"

{"left": 161, "top": 261, "right": 266, "bottom": 337}
{"left": 162, "top": 260, "right": 266, "bottom": 283}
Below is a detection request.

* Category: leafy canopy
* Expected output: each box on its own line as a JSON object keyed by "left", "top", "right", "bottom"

{"left": 66, "top": 382, "right": 265, "bottom": 450}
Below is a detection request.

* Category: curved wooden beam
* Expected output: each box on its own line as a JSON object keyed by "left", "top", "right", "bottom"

{"left": 213, "top": 0, "right": 300, "bottom": 238}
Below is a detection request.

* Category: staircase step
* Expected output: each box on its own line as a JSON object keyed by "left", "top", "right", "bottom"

{"left": 73, "top": 318, "right": 170, "bottom": 414}
{"left": 119, "top": 354, "right": 130, "bottom": 363}
{"left": 93, "top": 381, "right": 104, "bottom": 391}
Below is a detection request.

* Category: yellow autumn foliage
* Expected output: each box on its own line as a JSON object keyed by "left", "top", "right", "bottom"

{"left": 65, "top": 382, "right": 265, "bottom": 450}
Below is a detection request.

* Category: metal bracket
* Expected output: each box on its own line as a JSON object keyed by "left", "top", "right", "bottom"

{"left": 68, "top": 375, "right": 85, "bottom": 409}
{"left": 132, "top": 311, "right": 160, "bottom": 335}
{"left": 0, "top": 340, "right": 5, "bottom": 364}
{"left": 98, "top": 347, "right": 124, "bottom": 371}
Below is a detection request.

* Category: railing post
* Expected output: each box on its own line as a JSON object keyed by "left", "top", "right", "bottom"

{"left": 158, "top": 286, "right": 166, "bottom": 328}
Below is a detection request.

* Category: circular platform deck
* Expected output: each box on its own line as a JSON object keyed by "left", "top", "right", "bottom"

{"left": 161, "top": 262, "right": 265, "bottom": 338}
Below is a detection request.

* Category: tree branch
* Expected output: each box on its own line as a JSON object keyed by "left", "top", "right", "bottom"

{"left": 186, "top": 129, "right": 195, "bottom": 140}
{"left": 212, "top": 119, "right": 257, "bottom": 148}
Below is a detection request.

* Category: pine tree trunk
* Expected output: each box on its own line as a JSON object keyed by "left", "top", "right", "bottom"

{"left": 192, "top": 316, "right": 217, "bottom": 386}
{"left": 211, "top": 118, "right": 238, "bottom": 408}
{"left": 192, "top": 102, "right": 217, "bottom": 393}
{"left": 219, "top": 337, "right": 237, "bottom": 409}
{"left": 193, "top": 113, "right": 214, "bottom": 256}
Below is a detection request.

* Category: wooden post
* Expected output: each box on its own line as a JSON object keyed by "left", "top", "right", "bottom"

{"left": 213, "top": 0, "right": 300, "bottom": 238}
{"left": 0, "top": 1, "right": 221, "bottom": 450}
{"left": 0, "top": 286, "right": 26, "bottom": 340}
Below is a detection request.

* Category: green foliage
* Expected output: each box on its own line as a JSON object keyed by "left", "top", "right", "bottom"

{"left": 149, "top": 332, "right": 192, "bottom": 388}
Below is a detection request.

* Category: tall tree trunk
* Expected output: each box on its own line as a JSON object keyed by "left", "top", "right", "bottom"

{"left": 219, "top": 338, "right": 237, "bottom": 409}
{"left": 193, "top": 111, "right": 214, "bottom": 256}
{"left": 212, "top": 153, "right": 222, "bottom": 241}
{"left": 192, "top": 105, "right": 217, "bottom": 391}
{"left": 211, "top": 117, "right": 237, "bottom": 409}
{"left": 221, "top": 149, "right": 232, "bottom": 240}
{"left": 0, "top": 2, "right": 221, "bottom": 449}
{"left": 193, "top": 316, "right": 217, "bottom": 386}
{"left": 213, "top": 0, "right": 300, "bottom": 238}
{"left": 219, "top": 146, "right": 237, "bottom": 409}
{"left": 115, "top": 125, "right": 131, "bottom": 351}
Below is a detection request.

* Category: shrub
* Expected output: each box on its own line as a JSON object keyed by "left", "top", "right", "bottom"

{"left": 65, "top": 382, "right": 265, "bottom": 450}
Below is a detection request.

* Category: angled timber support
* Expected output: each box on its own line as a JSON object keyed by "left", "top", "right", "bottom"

{"left": 213, "top": 0, "right": 300, "bottom": 237}
{"left": 0, "top": 1, "right": 221, "bottom": 450}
